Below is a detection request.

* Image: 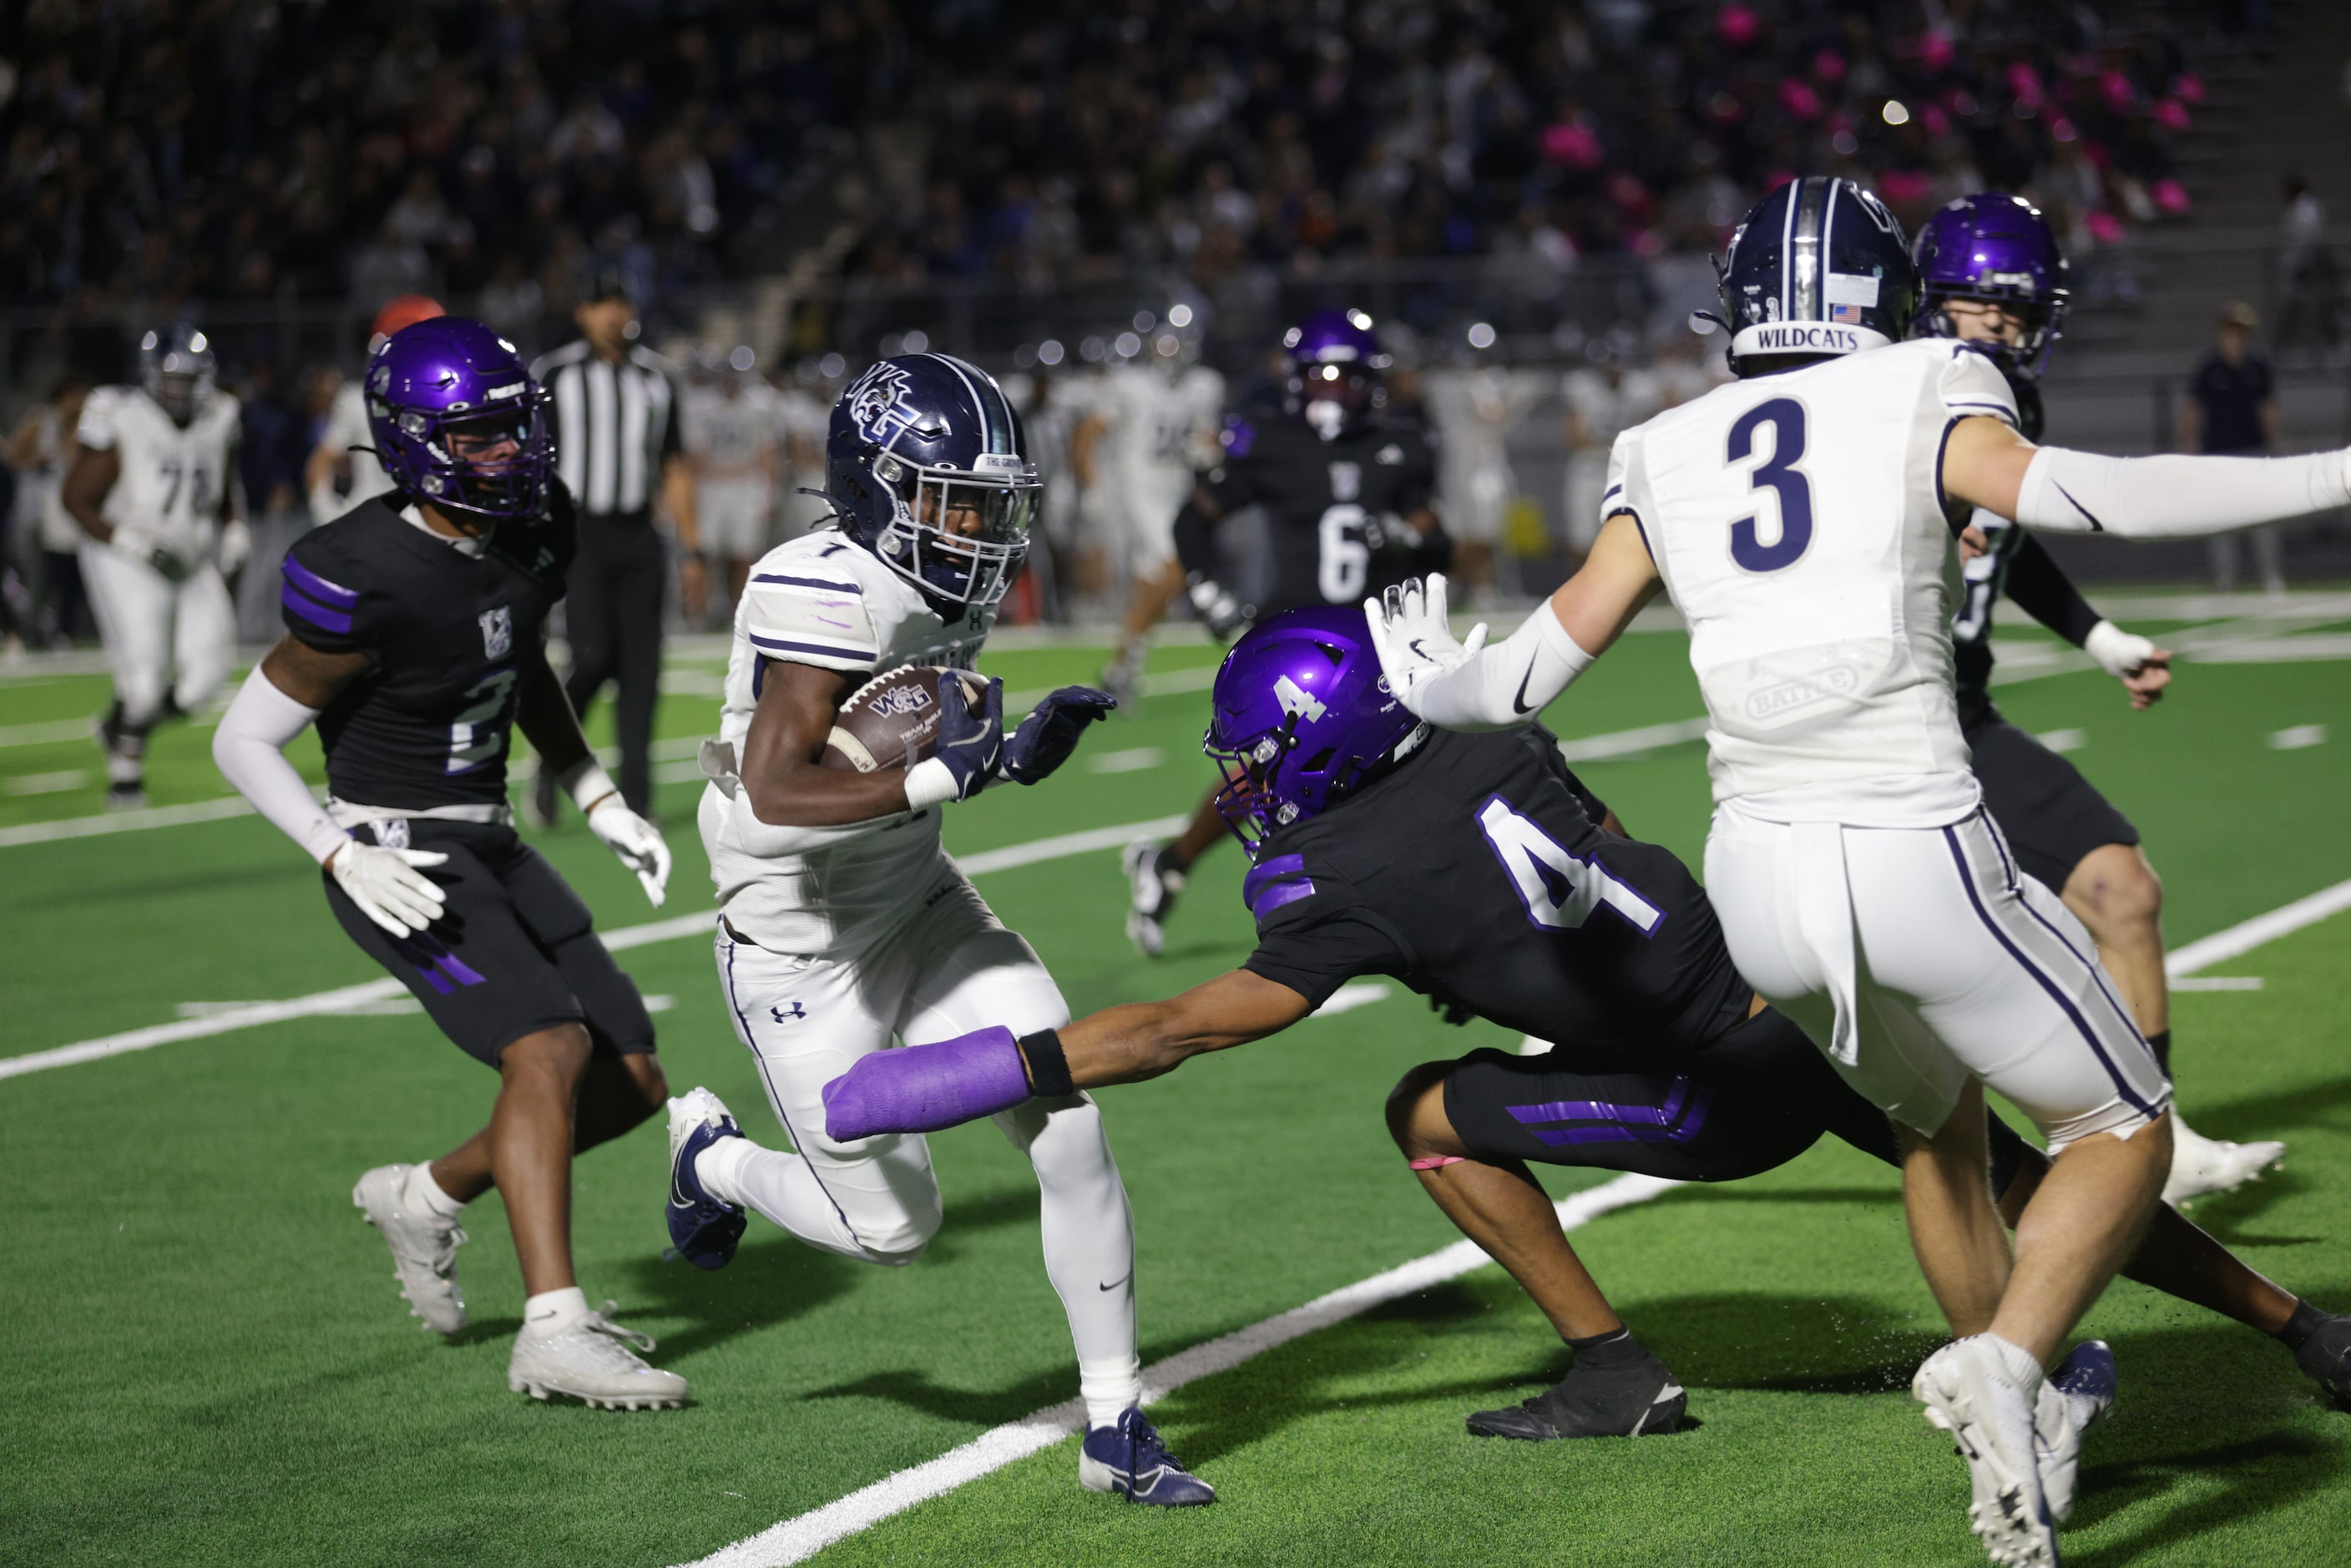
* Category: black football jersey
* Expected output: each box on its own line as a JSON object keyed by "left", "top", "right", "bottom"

{"left": 1203, "top": 413, "right": 1449, "bottom": 617}
{"left": 279, "top": 483, "right": 576, "bottom": 810}
{"left": 1241, "top": 726, "right": 1753, "bottom": 1066}
{"left": 1951, "top": 379, "right": 2045, "bottom": 708}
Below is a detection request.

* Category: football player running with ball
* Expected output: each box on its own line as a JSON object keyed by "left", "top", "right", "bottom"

{"left": 1123, "top": 309, "right": 1449, "bottom": 955}
{"left": 818, "top": 606, "right": 2351, "bottom": 1451}
{"left": 1913, "top": 194, "right": 2283, "bottom": 1204}
{"left": 212, "top": 319, "right": 684, "bottom": 1409}
{"left": 665, "top": 353, "right": 1213, "bottom": 1505}
{"left": 64, "top": 324, "right": 248, "bottom": 809}
{"left": 1363, "top": 178, "right": 2351, "bottom": 1564}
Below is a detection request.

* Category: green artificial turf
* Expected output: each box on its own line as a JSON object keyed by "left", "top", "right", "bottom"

{"left": 1, "top": 602, "right": 2347, "bottom": 1567}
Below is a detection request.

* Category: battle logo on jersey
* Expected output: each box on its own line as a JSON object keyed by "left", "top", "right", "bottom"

{"left": 845, "top": 362, "right": 927, "bottom": 447}
{"left": 479, "top": 604, "right": 513, "bottom": 658}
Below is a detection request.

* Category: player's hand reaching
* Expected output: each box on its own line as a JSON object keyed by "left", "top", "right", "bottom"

{"left": 585, "top": 794, "right": 674, "bottom": 906}
{"left": 904, "top": 671, "right": 1004, "bottom": 807}
{"left": 2085, "top": 620, "right": 2171, "bottom": 711}
{"left": 1364, "top": 574, "right": 1489, "bottom": 713}
{"left": 217, "top": 518, "right": 253, "bottom": 577}
{"left": 327, "top": 839, "right": 450, "bottom": 936}
{"left": 1003, "top": 686, "right": 1117, "bottom": 786}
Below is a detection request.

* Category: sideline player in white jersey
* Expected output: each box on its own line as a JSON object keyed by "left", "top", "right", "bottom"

{"left": 306, "top": 295, "right": 445, "bottom": 524}
{"left": 1084, "top": 326, "right": 1225, "bottom": 703}
{"left": 1368, "top": 177, "right": 2351, "bottom": 1565}
{"left": 665, "top": 352, "right": 1216, "bottom": 1505}
{"left": 63, "top": 324, "right": 246, "bottom": 809}
{"left": 682, "top": 344, "right": 786, "bottom": 610}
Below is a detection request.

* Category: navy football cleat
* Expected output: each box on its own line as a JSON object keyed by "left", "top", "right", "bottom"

{"left": 665, "top": 1088, "right": 748, "bottom": 1271}
{"left": 2050, "top": 1338, "right": 2116, "bottom": 1436}
{"left": 1079, "top": 1409, "right": 1216, "bottom": 1505}
{"left": 1466, "top": 1348, "right": 1686, "bottom": 1439}
{"left": 2293, "top": 1313, "right": 2351, "bottom": 1404}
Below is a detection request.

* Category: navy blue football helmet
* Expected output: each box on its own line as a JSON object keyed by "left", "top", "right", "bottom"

{"left": 139, "top": 323, "right": 217, "bottom": 427}
{"left": 822, "top": 353, "right": 1039, "bottom": 606}
{"left": 1713, "top": 176, "right": 1919, "bottom": 377}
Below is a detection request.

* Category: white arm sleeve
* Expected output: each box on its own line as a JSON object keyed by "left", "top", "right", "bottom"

{"left": 1415, "top": 602, "right": 1598, "bottom": 731}
{"left": 2015, "top": 445, "right": 2351, "bottom": 539}
{"left": 211, "top": 667, "right": 349, "bottom": 865}
{"left": 728, "top": 784, "right": 912, "bottom": 857}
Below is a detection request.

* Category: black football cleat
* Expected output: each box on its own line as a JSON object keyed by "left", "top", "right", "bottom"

{"left": 1468, "top": 1350, "right": 1687, "bottom": 1439}
{"left": 2295, "top": 1313, "right": 2351, "bottom": 1404}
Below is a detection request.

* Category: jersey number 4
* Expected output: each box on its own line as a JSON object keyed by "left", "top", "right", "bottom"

{"left": 1476, "top": 797, "right": 1663, "bottom": 936}
{"left": 1725, "top": 398, "right": 1814, "bottom": 573}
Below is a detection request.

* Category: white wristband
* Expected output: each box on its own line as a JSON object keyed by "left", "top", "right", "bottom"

{"left": 2082, "top": 620, "right": 2156, "bottom": 679}
{"left": 902, "top": 756, "right": 958, "bottom": 809}
{"left": 557, "top": 758, "right": 621, "bottom": 814}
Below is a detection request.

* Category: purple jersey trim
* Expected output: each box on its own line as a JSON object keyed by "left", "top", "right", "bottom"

{"left": 1251, "top": 878, "right": 1317, "bottom": 916}
{"left": 281, "top": 584, "right": 354, "bottom": 635}
{"left": 282, "top": 554, "right": 358, "bottom": 606}
{"left": 748, "top": 631, "right": 872, "bottom": 662}
{"left": 753, "top": 574, "right": 862, "bottom": 594}
{"left": 1510, "top": 1077, "right": 1714, "bottom": 1146}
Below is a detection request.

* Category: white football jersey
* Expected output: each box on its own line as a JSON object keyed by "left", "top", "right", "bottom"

{"left": 77, "top": 385, "right": 241, "bottom": 554}
{"left": 683, "top": 382, "right": 786, "bottom": 483}
{"left": 1100, "top": 364, "right": 1224, "bottom": 528}
{"left": 311, "top": 382, "right": 390, "bottom": 524}
{"left": 700, "top": 529, "right": 999, "bottom": 953}
{"left": 1610, "top": 337, "right": 2019, "bottom": 815}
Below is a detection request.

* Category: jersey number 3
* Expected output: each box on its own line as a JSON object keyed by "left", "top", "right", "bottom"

{"left": 1726, "top": 398, "right": 1814, "bottom": 573}
{"left": 1476, "top": 797, "right": 1664, "bottom": 937}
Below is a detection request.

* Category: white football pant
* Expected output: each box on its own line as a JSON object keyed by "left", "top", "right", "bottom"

{"left": 711, "top": 874, "right": 1141, "bottom": 1414}
{"left": 1706, "top": 804, "right": 2171, "bottom": 1151}
{"left": 78, "top": 542, "right": 236, "bottom": 729}
{"left": 696, "top": 478, "right": 774, "bottom": 560}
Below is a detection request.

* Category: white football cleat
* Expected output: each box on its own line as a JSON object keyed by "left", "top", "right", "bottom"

{"left": 1915, "top": 1335, "right": 2061, "bottom": 1567}
{"left": 351, "top": 1163, "right": 468, "bottom": 1336}
{"left": 2038, "top": 1341, "right": 2115, "bottom": 1525}
{"left": 2162, "top": 1118, "right": 2285, "bottom": 1206}
{"left": 508, "top": 1304, "right": 688, "bottom": 1410}
{"left": 1122, "top": 840, "right": 1186, "bottom": 958}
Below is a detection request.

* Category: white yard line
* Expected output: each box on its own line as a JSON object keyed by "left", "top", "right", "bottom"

{"left": 2166, "top": 876, "right": 2351, "bottom": 978}
{"left": 677, "top": 1171, "right": 1681, "bottom": 1568}
{"left": 0, "top": 795, "right": 255, "bottom": 847}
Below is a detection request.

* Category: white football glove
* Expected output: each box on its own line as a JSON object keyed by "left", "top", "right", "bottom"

{"left": 114, "top": 524, "right": 190, "bottom": 583}
{"left": 217, "top": 518, "right": 253, "bottom": 576}
{"left": 1363, "top": 574, "right": 1488, "bottom": 716}
{"left": 329, "top": 840, "right": 450, "bottom": 936}
{"left": 2083, "top": 619, "right": 2156, "bottom": 678}
{"left": 587, "top": 793, "right": 672, "bottom": 907}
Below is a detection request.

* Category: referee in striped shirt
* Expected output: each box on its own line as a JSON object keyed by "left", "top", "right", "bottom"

{"left": 530, "top": 271, "right": 701, "bottom": 820}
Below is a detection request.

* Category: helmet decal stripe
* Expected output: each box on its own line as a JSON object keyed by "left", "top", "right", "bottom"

{"left": 1792, "top": 177, "right": 1828, "bottom": 324}
{"left": 1779, "top": 186, "right": 1798, "bottom": 323}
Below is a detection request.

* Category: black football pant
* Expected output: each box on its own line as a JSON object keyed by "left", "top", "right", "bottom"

{"left": 564, "top": 513, "right": 665, "bottom": 815}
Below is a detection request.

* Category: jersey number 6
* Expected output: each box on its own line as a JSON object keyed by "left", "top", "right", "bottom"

{"left": 1725, "top": 398, "right": 1814, "bottom": 574}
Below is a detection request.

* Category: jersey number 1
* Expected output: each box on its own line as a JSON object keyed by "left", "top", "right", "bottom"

{"left": 1725, "top": 398, "right": 1814, "bottom": 573}
{"left": 1475, "top": 797, "right": 1663, "bottom": 936}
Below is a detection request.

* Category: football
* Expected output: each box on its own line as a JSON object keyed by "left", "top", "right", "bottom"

{"left": 820, "top": 665, "right": 988, "bottom": 773}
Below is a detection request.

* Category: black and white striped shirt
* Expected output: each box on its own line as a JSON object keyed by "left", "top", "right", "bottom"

{"left": 532, "top": 341, "right": 684, "bottom": 518}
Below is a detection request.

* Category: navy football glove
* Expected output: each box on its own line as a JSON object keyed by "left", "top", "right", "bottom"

{"left": 903, "top": 672, "right": 1005, "bottom": 807}
{"left": 1003, "top": 685, "right": 1118, "bottom": 786}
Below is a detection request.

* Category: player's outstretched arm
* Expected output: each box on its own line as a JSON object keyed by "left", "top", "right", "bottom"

{"left": 1943, "top": 414, "right": 2351, "bottom": 539}
{"left": 1366, "top": 515, "right": 1659, "bottom": 731}
{"left": 515, "top": 650, "right": 671, "bottom": 904}
{"left": 821, "top": 971, "right": 1313, "bottom": 1141}
{"left": 2003, "top": 534, "right": 2172, "bottom": 709}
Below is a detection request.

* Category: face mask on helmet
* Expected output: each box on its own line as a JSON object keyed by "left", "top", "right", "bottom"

{"left": 139, "top": 326, "right": 216, "bottom": 427}
{"left": 1297, "top": 362, "right": 1383, "bottom": 439}
{"left": 1911, "top": 196, "right": 2070, "bottom": 382}
{"left": 397, "top": 403, "right": 549, "bottom": 518}
{"left": 366, "top": 317, "right": 554, "bottom": 527}
{"left": 867, "top": 448, "right": 1039, "bottom": 605}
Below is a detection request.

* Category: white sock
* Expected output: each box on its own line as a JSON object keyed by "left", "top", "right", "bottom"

{"left": 1016, "top": 1099, "right": 1143, "bottom": 1429}
{"left": 699, "top": 1136, "right": 870, "bottom": 1261}
{"left": 405, "top": 1162, "right": 466, "bottom": 1220}
{"left": 523, "top": 1286, "right": 589, "bottom": 1336}
{"left": 1983, "top": 1333, "right": 2047, "bottom": 1386}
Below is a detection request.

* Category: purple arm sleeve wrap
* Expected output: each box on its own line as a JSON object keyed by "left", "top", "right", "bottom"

{"left": 822, "top": 1026, "right": 1031, "bottom": 1141}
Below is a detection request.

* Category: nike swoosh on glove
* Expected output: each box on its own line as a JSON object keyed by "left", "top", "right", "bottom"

{"left": 1363, "top": 574, "right": 1488, "bottom": 716}
{"left": 822, "top": 1026, "right": 1033, "bottom": 1141}
{"left": 903, "top": 672, "right": 1005, "bottom": 807}
{"left": 1003, "top": 686, "right": 1117, "bottom": 785}
{"left": 586, "top": 795, "right": 672, "bottom": 906}
{"left": 331, "top": 841, "right": 450, "bottom": 935}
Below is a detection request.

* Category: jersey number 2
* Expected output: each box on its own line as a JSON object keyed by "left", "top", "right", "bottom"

{"left": 1725, "top": 398, "right": 1814, "bottom": 573}
{"left": 1475, "top": 797, "right": 1663, "bottom": 936}
{"left": 447, "top": 669, "right": 518, "bottom": 776}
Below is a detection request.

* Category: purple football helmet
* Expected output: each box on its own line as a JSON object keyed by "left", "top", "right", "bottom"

{"left": 1283, "top": 308, "right": 1391, "bottom": 439}
{"left": 1204, "top": 604, "right": 1427, "bottom": 856}
{"left": 365, "top": 317, "right": 552, "bottom": 524}
{"left": 1911, "top": 194, "right": 2070, "bottom": 381}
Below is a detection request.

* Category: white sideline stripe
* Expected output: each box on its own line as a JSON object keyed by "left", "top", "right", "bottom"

{"left": 676, "top": 1171, "right": 1681, "bottom": 1568}
{"left": 0, "top": 814, "right": 1191, "bottom": 1081}
{"left": 2166, "top": 877, "right": 2351, "bottom": 978}
{"left": 1555, "top": 717, "right": 1708, "bottom": 762}
{"left": 0, "top": 795, "right": 254, "bottom": 847}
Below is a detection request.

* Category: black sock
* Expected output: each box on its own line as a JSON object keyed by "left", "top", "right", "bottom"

{"left": 2277, "top": 1298, "right": 2329, "bottom": 1350}
{"left": 2146, "top": 1029, "right": 2172, "bottom": 1076}
{"left": 1567, "top": 1328, "right": 1652, "bottom": 1368}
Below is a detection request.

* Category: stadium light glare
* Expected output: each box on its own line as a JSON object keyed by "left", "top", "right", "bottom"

{"left": 1167, "top": 303, "right": 1194, "bottom": 328}
{"left": 1883, "top": 99, "right": 1910, "bottom": 126}
{"left": 1467, "top": 321, "right": 1497, "bottom": 349}
{"left": 1039, "top": 339, "right": 1065, "bottom": 367}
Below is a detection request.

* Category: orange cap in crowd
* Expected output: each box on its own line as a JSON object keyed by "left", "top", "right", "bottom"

{"left": 370, "top": 294, "right": 447, "bottom": 347}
